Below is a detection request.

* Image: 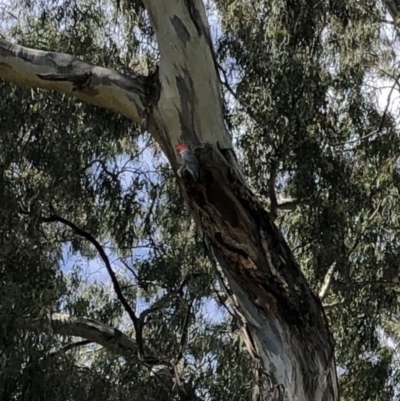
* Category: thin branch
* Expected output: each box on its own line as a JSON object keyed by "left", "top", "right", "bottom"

{"left": 138, "top": 289, "right": 181, "bottom": 323}
{"left": 352, "top": 279, "right": 400, "bottom": 288}
{"left": 138, "top": 274, "right": 199, "bottom": 324}
{"left": 319, "top": 262, "right": 337, "bottom": 300}
{"left": 175, "top": 299, "right": 194, "bottom": 364}
{"left": 20, "top": 208, "right": 145, "bottom": 360}
{"left": 276, "top": 197, "right": 298, "bottom": 211}
{"left": 48, "top": 214, "right": 139, "bottom": 324}
{"left": 121, "top": 258, "right": 142, "bottom": 282}
{"left": 268, "top": 159, "right": 279, "bottom": 220}
{"left": 322, "top": 301, "right": 344, "bottom": 310}
{"left": 345, "top": 198, "right": 383, "bottom": 260}
{"left": 49, "top": 339, "right": 92, "bottom": 357}
{"left": 330, "top": 74, "right": 399, "bottom": 147}
{"left": 367, "top": 199, "right": 383, "bottom": 223}
{"left": 86, "top": 158, "right": 121, "bottom": 182}
{"left": 218, "top": 62, "right": 272, "bottom": 138}
{"left": 212, "top": 282, "right": 236, "bottom": 320}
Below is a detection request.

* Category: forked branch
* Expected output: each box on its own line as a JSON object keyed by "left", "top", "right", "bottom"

{"left": 19, "top": 208, "right": 146, "bottom": 360}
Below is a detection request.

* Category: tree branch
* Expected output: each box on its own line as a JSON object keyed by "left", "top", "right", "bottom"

{"left": 139, "top": 291, "right": 181, "bottom": 322}
{"left": 0, "top": 38, "right": 149, "bottom": 125}
{"left": 19, "top": 208, "right": 147, "bottom": 361}
{"left": 323, "top": 301, "right": 344, "bottom": 310}
{"left": 329, "top": 73, "right": 399, "bottom": 147}
{"left": 174, "top": 299, "right": 193, "bottom": 364}
{"left": 45, "top": 213, "right": 141, "bottom": 329}
{"left": 120, "top": 258, "right": 170, "bottom": 291}
{"left": 268, "top": 159, "right": 279, "bottom": 220}
{"left": 138, "top": 273, "right": 200, "bottom": 324}
{"left": 50, "top": 313, "right": 149, "bottom": 361}
{"left": 319, "top": 262, "right": 337, "bottom": 300}
{"left": 48, "top": 313, "right": 202, "bottom": 399}
{"left": 49, "top": 339, "right": 92, "bottom": 357}
{"left": 276, "top": 196, "right": 297, "bottom": 212}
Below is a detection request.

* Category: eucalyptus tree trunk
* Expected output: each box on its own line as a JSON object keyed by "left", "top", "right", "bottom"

{"left": 0, "top": 1, "right": 338, "bottom": 400}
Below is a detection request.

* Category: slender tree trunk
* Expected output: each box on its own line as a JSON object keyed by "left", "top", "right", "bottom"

{"left": 0, "top": 1, "right": 339, "bottom": 400}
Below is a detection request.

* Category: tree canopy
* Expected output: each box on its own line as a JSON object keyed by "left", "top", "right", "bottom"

{"left": 0, "top": 0, "right": 400, "bottom": 400}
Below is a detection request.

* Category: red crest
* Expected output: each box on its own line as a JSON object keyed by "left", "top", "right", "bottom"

{"left": 175, "top": 143, "right": 187, "bottom": 153}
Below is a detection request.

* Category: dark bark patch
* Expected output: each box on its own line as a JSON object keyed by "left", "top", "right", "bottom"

{"left": 37, "top": 71, "right": 93, "bottom": 91}
{"left": 0, "top": 45, "right": 56, "bottom": 69}
{"left": 207, "top": 179, "right": 239, "bottom": 228}
{"left": 144, "top": 67, "right": 161, "bottom": 107}
{"left": 214, "top": 232, "right": 248, "bottom": 260}
{"left": 176, "top": 73, "right": 196, "bottom": 145}
{"left": 183, "top": 0, "right": 204, "bottom": 37}
{"left": 171, "top": 16, "right": 191, "bottom": 46}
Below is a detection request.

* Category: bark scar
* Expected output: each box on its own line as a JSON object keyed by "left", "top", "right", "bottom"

{"left": 37, "top": 71, "right": 93, "bottom": 92}
{"left": 171, "top": 16, "right": 190, "bottom": 45}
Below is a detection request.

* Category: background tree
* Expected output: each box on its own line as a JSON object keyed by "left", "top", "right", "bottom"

{"left": 0, "top": 0, "right": 400, "bottom": 400}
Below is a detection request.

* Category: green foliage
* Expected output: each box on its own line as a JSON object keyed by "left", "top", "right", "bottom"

{"left": 1, "top": 0, "right": 400, "bottom": 400}
{"left": 0, "top": 2, "right": 252, "bottom": 401}
{"left": 216, "top": 0, "right": 400, "bottom": 399}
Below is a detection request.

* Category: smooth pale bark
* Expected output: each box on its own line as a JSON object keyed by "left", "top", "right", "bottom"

{"left": 50, "top": 313, "right": 199, "bottom": 400}
{"left": 51, "top": 313, "right": 146, "bottom": 360}
{"left": 0, "top": 39, "right": 148, "bottom": 124}
{"left": 142, "top": 0, "right": 230, "bottom": 150}
{"left": 0, "top": 1, "right": 338, "bottom": 400}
